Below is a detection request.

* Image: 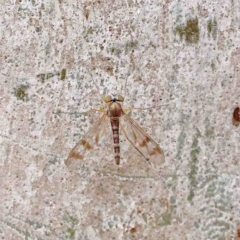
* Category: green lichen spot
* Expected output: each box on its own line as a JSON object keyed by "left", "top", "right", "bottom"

{"left": 176, "top": 130, "right": 186, "bottom": 159}
{"left": 68, "top": 215, "right": 78, "bottom": 225}
{"left": 14, "top": 86, "right": 28, "bottom": 101}
{"left": 176, "top": 18, "right": 200, "bottom": 43}
{"left": 25, "top": 219, "right": 42, "bottom": 229}
{"left": 211, "top": 62, "right": 216, "bottom": 72}
{"left": 125, "top": 41, "right": 138, "bottom": 54}
{"left": 188, "top": 131, "right": 201, "bottom": 202}
{"left": 83, "top": 27, "right": 94, "bottom": 42}
{"left": 205, "top": 118, "right": 214, "bottom": 138}
{"left": 205, "top": 126, "right": 214, "bottom": 138}
{"left": 37, "top": 72, "right": 59, "bottom": 83}
{"left": 158, "top": 212, "right": 172, "bottom": 226}
{"left": 60, "top": 68, "right": 67, "bottom": 80}
{"left": 207, "top": 18, "right": 217, "bottom": 39}
{"left": 67, "top": 228, "right": 75, "bottom": 239}
{"left": 87, "top": 27, "right": 94, "bottom": 35}
{"left": 205, "top": 180, "right": 217, "bottom": 198}
{"left": 188, "top": 189, "right": 195, "bottom": 201}
{"left": 190, "top": 148, "right": 200, "bottom": 162}
{"left": 63, "top": 213, "right": 78, "bottom": 238}
{"left": 188, "top": 150, "right": 199, "bottom": 190}
{"left": 108, "top": 47, "right": 122, "bottom": 57}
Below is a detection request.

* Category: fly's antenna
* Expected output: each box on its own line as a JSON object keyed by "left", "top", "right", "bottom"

{"left": 121, "top": 57, "right": 134, "bottom": 107}
{"left": 84, "top": 64, "right": 105, "bottom": 103}
{"left": 123, "top": 70, "right": 130, "bottom": 99}
{"left": 111, "top": 85, "right": 118, "bottom": 96}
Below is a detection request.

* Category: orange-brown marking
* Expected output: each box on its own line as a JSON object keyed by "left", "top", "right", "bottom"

{"left": 69, "top": 152, "right": 84, "bottom": 160}
{"left": 130, "top": 227, "right": 137, "bottom": 233}
{"left": 139, "top": 136, "right": 150, "bottom": 147}
{"left": 149, "top": 147, "right": 162, "bottom": 156}
{"left": 81, "top": 140, "right": 93, "bottom": 150}
{"left": 95, "top": 135, "right": 99, "bottom": 143}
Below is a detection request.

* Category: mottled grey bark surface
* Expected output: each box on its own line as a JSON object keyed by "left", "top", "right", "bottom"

{"left": 0, "top": 0, "right": 240, "bottom": 239}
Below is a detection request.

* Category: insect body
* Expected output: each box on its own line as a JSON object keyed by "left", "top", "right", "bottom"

{"left": 66, "top": 94, "right": 164, "bottom": 166}
{"left": 106, "top": 94, "right": 124, "bottom": 165}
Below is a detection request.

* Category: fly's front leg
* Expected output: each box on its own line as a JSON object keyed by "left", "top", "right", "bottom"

{"left": 87, "top": 109, "right": 107, "bottom": 114}
{"left": 53, "top": 109, "right": 106, "bottom": 115}
{"left": 124, "top": 104, "right": 170, "bottom": 113}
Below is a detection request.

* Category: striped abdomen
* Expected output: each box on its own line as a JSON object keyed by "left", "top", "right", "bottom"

{"left": 111, "top": 120, "right": 120, "bottom": 165}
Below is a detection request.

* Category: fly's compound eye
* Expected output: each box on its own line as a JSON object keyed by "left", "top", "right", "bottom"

{"left": 118, "top": 95, "right": 124, "bottom": 102}
{"left": 104, "top": 95, "right": 113, "bottom": 103}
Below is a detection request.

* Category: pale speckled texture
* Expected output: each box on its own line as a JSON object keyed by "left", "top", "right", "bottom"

{"left": 0, "top": 0, "right": 240, "bottom": 239}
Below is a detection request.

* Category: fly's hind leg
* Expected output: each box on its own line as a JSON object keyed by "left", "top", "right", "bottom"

{"left": 119, "top": 123, "right": 150, "bottom": 163}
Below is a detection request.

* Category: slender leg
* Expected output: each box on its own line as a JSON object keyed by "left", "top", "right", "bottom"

{"left": 123, "top": 73, "right": 130, "bottom": 101}
{"left": 124, "top": 103, "right": 170, "bottom": 113}
{"left": 53, "top": 109, "right": 106, "bottom": 115}
{"left": 88, "top": 109, "right": 107, "bottom": 113}
{"left": 119, "top": 123, "right": 150, "bottom": 163}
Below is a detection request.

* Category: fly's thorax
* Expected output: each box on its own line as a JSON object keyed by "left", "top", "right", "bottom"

{"left": 107, "top": 102, "right": 123, "bottom": 118}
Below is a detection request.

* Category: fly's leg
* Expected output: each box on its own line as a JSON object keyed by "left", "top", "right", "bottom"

{"left": 54, "top": 109, "right": 106, "bottom": 115}
{"left": 119, "top": 123, "right": 150, "bottom": 164}
{"left": 124, "top": 103, "right": 171, "bottom": 113}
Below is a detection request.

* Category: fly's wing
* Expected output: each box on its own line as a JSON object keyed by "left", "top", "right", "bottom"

{"left": 120, "top": 113, "right": 165, "bottom": 164}
{"left": 66, "top": 114, "right": 109, "bottom": 168}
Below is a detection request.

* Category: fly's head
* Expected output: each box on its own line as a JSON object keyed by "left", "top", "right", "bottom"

{"left": 105, "top": 94, "right": 124, "bottom": 117}
{"left": 104, "top": 94, "right": 124, "bottom": 104}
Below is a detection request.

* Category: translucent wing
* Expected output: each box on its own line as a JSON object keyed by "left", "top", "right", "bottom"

{"left": 66, "top": 114, "right": 109, "bottom": 167}
{"left": 120, "top": 113, "right": 165, "bottom": 164}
